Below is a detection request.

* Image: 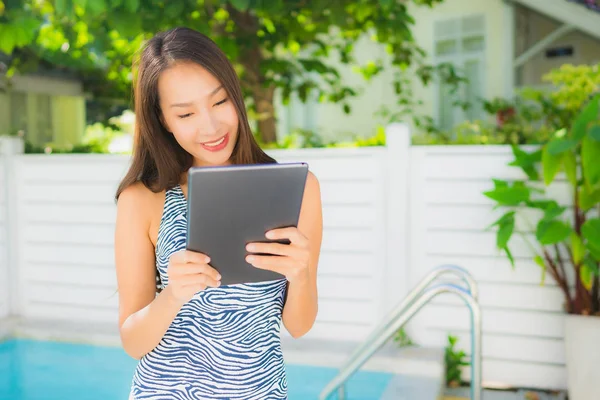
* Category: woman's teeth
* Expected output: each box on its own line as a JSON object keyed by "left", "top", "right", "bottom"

{"left": 204, "top": 136, "right": 225, "bottom": 147}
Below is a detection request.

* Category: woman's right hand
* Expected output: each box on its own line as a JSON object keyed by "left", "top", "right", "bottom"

{"left": 165, "top": 250, "right": 221, "bottom": 305}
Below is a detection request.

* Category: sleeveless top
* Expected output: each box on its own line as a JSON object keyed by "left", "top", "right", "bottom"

{"left": 130, "top": 184, "right": 289, "bottom": 400}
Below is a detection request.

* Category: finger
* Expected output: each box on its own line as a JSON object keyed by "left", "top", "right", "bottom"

{"left": 172, "top": 250, "right": 210, "bottom": 264}
{"left": 246, "top": 255, "right": 289, "bottom": 275}
{"left": 182, "top": 275, "right": 221, "bottom": 288}
{"left": 266, "top": 227, "right": 308, "bottom": 246}
{"left": 172, "top": 264, "right": 221, "bottom": 281}
{"left": 245, "top": 242, "right": 299, "bottom": 257}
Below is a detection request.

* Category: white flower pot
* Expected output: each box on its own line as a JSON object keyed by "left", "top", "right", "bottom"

{"left": 0, "top": 136, "right": 24, "bottom": 156}
{"left": 565, "top": 314, "right": 600, "bottom": 400}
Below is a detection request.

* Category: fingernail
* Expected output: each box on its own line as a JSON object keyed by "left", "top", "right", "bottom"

{"left": 266, "top": 231, "right": 274, "bottom": 239}
{"left": 217, "top": 274, "right": 221, "bottom": 280}
{"left": 246, "top": 244, "right": 255, "bottom": 251}
{"left": 246, "top": 255, "right": 254, "bottom": 263}
{"left": 205, "top": 257, "right": 211, "bottom": 263}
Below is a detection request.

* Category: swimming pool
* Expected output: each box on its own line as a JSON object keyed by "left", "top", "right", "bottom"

{"left": 0, "top": 338, "right": 393, "bottom": 399}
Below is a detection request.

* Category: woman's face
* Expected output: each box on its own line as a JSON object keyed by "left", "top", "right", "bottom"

{"left": 158, "top": 61, "right": 239, "bottom": 167}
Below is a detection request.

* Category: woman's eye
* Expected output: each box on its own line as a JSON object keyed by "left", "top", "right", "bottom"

{"left": 178, "top": 113, "right": 193, "bottom": 119}
{"left": 214, "top": 98, "right": 228, "bottom": 106}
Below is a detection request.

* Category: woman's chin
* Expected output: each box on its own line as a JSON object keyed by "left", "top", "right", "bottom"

{"left": 193, "top": 152, "right": 233, "bottom": 167}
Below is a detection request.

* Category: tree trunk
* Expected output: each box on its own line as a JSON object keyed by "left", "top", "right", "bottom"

{"left": 252, "top": 86, "right": 276, "bottom": 143}
{"left": 226, "top": 6, "right": 278, "bottom": 144}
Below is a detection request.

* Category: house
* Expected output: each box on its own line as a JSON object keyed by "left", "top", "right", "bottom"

{"left": 0, "top": 67, "right": 86, "bottom": 148}
{"left": 278, "top": 0, "right": 600, "bottom": 141}
{"left": 409, "top": 0, "right": 600, "bottom": 132}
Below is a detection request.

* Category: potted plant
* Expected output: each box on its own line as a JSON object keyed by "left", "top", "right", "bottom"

{"left": 0, "top": 129, "right": 25, "bottom": 155}
{"left": 483, "top": 90, "right": 600, "bottom": 399}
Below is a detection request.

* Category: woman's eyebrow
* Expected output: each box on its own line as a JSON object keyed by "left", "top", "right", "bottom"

{"left": 170, "top": 85, "right": 225, "bottom": 108}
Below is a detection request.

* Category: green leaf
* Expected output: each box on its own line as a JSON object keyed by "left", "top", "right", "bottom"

{"left": 582, "top": 135, "right": 600, "bottom": 187}
{"left": 579, "top": 186, "right": 600, "bottom": 211}
{"left": 563, "top": 151, "right": 577, "bottom": 187}
{"left": 536, "top": 219, "right": 572, "bottom": 245}
{"left": 588, "top": 243, "right": 600, "bottom": 261}
{"left": 547, "top": 138, "right": 578, "bottom": 155}
{"left": 580, "top": 262, "right": 594, "bottom": 291}
{"left": 504, "top": 246, "right": 515, "bottom": 269}
{"left": 582, "top": 218, "right": 600, "bottom": 248}
{"left": 526, "top": 199, "right": 558, "bottom": 210}
{"left": 483, "top": 184, "right": 529, "bottom": 206}
{"left": 0, "top": 25, "right": 15, "bottom": 54}
{"left": 584, "top": 256, "right": 600, "bottom": 276}
{"left": 534, "top": 255, "right": 546, "bottom": 284}
{"left": 543, "top": 203, "right": 566, "bottom": 220}
{"left": 572, "top": 233, "right": 586, "bottom": 265}
{"left": 489, "top": 211, "right": 515, "bottom": 249}
{"left": 542, "top": 145, "right": 563, "bottom": 186}
{"left": 572, "top": 94, "right": 600, "bottom": 141}
{"left": 229, "top": 0, "right": 251, "bottom": 11}
{"left": 590, "top": 125, "right": 600, "bottom": 142}
{"left": 509, "top": 145, "right": 541, "bottom": 181}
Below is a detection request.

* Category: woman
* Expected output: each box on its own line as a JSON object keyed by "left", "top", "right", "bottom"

{"left": 114, "top": 27, "right": 323, "bottom": 399}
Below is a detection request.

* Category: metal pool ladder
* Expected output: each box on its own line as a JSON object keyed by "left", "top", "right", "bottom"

{"left": 318, "top": 264, "right": 482, "bottom": 400}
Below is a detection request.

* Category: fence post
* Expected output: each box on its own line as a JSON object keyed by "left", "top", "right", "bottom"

{"left": 1, "top": 136, "right": 24, "bottom": 320}
{"left": 382, "top": 123, "right": 411, "bottom": 316}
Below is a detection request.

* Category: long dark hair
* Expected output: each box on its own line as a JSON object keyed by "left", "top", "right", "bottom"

{"left": 115, "top": 27, "right": 275, "bottom": 200}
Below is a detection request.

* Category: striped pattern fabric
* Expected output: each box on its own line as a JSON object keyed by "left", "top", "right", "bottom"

{"left": 130, "top": 185, "right": 289, "bottom": 399}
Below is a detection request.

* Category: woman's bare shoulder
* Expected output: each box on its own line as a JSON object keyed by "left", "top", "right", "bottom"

{"left": 118, "top": 182, "right": 164, "bottom": 206}
{"left": 117, "top": 182, "right": 166, "bottom": 229}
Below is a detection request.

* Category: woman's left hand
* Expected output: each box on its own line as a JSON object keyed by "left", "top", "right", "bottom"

{"left": 245, "top": 227, "right": 311, "bottom": 285}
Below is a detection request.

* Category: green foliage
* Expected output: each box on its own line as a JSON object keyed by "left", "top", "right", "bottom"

{"left": 25, "top": 123, "right": 127, "bottom": 154}
{"left": 483, "top": 82, "right": 600, "bottom": 315}
{"left": 392, "top": 327, "right": 415, "bottom": 348}
{"left": 254, "top": 125, "right": 386, "bottom": 150}
{"left": 413, "top": 64, "right": 600, "bottom": 146}
{"left": 411, "top": 119, "right": 551, "bottom": 146}
{"left": 445, "top": 335, "right": 469, "bottom": 388}
{"left": 2, "top": 0, "right": 452, "bottom": 143}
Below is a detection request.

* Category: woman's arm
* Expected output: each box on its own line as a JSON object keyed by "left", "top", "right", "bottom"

{"left": 115, "top": 184, "right": 221, "bottom": 359}
{"left": 114, "top": 184, "right": 182, "bottom": 359}
{"left": 281, "top": 172, "right": 322, "bottom": 337}
{"left": 245, "top": 172, "right": 323, "bottom": 338}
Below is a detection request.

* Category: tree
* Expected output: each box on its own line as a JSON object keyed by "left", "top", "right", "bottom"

{"left": 1, "top": 0, "right": 456, "bottom": 143}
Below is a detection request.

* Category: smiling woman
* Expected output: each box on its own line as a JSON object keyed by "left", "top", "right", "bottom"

{"left": 113, "top": 27, "right": 323, "bottom": 400}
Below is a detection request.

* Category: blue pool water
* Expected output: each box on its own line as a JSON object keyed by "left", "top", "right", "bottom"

{"left": 0, "top": 339, "right": 392, "bottom": 399}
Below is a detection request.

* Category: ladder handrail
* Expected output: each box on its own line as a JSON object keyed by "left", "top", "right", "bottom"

{"left": 318, "top": 265, "right": 482, "bottom": 400}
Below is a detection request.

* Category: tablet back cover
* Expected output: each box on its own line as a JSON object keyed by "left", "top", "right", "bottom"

{"left": 186, "top": 162, "right": 308, "bottom": 286}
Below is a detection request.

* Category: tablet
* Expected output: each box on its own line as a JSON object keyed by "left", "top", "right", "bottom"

{"left": 185, "top": 162, "right": 309, "bottom": 286}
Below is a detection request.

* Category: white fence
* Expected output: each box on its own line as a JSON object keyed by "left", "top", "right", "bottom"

{"left": 0, "top": 126, "right": 569, "bottom": 390}
{"left": 0, "top": 154, "right": 7, "bottom": 320}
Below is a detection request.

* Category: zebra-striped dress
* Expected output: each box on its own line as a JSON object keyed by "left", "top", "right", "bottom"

{"left": 130, "top": 184, "right": 289, "bottom": 400}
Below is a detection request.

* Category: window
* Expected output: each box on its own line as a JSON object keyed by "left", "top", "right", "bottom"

{"left": 284, "top": 88, "right": 319, "bottom": 134}
{"left": 9, "top": 92, "right": 54, "bottom": 145}
{"left": 9, "top": 92, "right": 27, "bottom": 134}
{"left": 434, "top": 14, "right": 486, "bottom": 131}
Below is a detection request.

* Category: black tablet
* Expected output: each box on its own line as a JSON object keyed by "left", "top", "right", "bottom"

{"left": 185, "top": 162, "right": 309, "bottom": 286}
